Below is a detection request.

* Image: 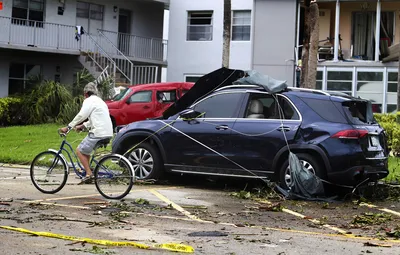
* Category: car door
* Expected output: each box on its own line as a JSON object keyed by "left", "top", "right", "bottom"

{"left": 122, "top": 90, "right": 154, "bottom": 123}
{"left": 229, "top": 92, "right": 302, "bottom": 177}
{"left": 162, "top": 91, "right": 245, "bottom": 174}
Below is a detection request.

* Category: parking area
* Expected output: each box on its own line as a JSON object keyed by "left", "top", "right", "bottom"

{"left": 1, "top": 165, "right": 400, "bottom": 254}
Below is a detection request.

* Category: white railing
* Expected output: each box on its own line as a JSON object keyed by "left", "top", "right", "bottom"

{"left": 82, "top": 31, "right": 117, "bottom": 87}
{"left": 99, "top": 30, "right": 167, "bottom": 62}
{"left": 131, "top": 66, "right": 159, "bottom": 85}
{"left": 0, "top": 16, "right": 168, "bottom": 63}
{"left": 97, "top": 30, "right": 134, "bottom": 84}
{"left": 0, "top": 17, "right": 81, "bottom": 50}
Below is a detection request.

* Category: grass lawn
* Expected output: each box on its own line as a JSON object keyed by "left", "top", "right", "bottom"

{"left": 0, "top": 124, "right": 87, "bottom": 165}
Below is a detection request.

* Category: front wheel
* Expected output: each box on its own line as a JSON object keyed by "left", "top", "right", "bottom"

{"left": 30, "top": 151, "right": 68, "bottom": 194}
{"left": 94, "top": 154, "right": 134, "bottom": 199}
{"left": 124, "top": 142, "right": 163, "bottom": 180}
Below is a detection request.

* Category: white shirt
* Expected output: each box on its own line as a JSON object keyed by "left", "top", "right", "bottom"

{"left": 69, "top": 95, "right": 113, "bottom": 138}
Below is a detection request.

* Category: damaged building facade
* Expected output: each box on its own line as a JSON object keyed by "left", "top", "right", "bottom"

{"left": 307, "top": 0, "right": 400, "bottom": 114}
{"left": 167, "top": 0, "right": 399, "bottom": 114}
{"left": 0, "top": 0, "right": 168, "bottom": 98}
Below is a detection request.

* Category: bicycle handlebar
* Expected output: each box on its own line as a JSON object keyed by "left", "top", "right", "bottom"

{"left": 58, "top": 128, "right": 72, "bottom": 138}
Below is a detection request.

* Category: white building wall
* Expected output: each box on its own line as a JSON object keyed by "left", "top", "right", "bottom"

{"left": 167, "top": 0, "right": 253, "bottom": 82}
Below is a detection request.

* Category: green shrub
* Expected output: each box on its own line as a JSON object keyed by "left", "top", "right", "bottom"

{"left": 374, "top": 113, "right": 400, "bottom": 155}
{"left": 0, "top": 97, "right": 27, "bottom": 126}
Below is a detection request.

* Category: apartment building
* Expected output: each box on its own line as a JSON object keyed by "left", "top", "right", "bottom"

{"left": 0, "top": 0, "right": 169, "bottom": 98}
{"left": 166, "top": 0, "right": 297, "bottom": 85}
{"left": 167, "top": 0, "right": 400, "bottom": 114}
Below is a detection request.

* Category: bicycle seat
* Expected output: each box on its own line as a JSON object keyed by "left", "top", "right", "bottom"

{"left": 94, "top": 138, "right": 111, "bottom": 149}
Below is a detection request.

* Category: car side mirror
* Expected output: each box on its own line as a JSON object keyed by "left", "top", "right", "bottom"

{"left": 125, "top": 98, "right": 130, "bottom": 105}
{"left": 179, "top": 109, "right": 202, "bottom": 120}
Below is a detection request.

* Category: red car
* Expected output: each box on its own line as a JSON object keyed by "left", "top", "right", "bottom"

{"left": 106, "top": 82, "right": 194, "bottom": 127}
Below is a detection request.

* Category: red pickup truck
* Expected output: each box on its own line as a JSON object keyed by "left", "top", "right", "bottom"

{"left": 106, "top": 82, "right": 194, "bottom": 127}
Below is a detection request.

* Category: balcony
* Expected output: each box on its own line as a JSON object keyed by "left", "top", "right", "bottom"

{"left": 0, "top": 16, "right": 167, "bottom": 64}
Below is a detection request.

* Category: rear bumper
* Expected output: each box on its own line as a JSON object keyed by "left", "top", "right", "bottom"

{"left": 327, "top": 159, "right": 389, "bottom": 186}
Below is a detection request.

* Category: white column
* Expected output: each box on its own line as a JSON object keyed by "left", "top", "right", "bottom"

{"left": 375, "top": 0, "right": 381, "bottom": 62}
{"left": 333, "top": 0, "right": 340, "bottom": 62}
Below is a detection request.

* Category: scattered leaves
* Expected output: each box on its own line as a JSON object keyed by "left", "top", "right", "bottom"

{"left": 134, "top": 198, "right": 150, "bottom": 205}
{"left": 352, "top": 213, "right": 392, "bottom": 226}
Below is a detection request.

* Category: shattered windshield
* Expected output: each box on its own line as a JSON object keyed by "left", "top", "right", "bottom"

{"left": 342, "top": 100, "right": 376, "bottom": 125}
{"left": 113, "top": 88, "right": 131, "bottom": 101}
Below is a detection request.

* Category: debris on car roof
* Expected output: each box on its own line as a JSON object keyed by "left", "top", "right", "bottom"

{"left": 233, "top": 70, "right": 288, "bottom": 94}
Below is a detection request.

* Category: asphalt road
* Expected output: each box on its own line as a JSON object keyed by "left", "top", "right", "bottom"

{"left": 1, "top": 165, "right": 400, "bottom": 255}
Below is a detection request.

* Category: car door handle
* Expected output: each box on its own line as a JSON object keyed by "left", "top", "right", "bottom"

{"left": 216, "top": 125, "right": 229, "bottom": 130}
{"left": 277, "top": 126, "right": 291, "bottom": 132}
{"left": 143, "top": 105, "right": 150, "bottom": 109}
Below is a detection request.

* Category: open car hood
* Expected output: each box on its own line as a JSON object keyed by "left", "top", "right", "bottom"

{"left": 162, "top": 67, "right": 245, "bottom": 119}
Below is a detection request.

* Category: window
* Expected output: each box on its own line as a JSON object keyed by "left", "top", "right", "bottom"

{"left": 326, "top": 71, "right": 352, "bottom": 95}
{"left": 185, "top": 76, "right": 202, "bottom": 83}
{"left": 316, "top": 71, "right": 323, "bottom": 90}
{"left": 9, "top": 63, "right": 41, "bottom": 95}
{"left": 77, "top": 1, "right": 104, "bottom": 20}
{"left": 352, "top": 11, "right": 395, "bottom": 60}
{"left": 12, "top": 0, "right": 45, "bottom": 27}
{"left": 156, "top": 90, "right": 177, "bottom": 103}
{"left": 187, "top": 11, "right": 213, "bottom": 41}
{"left": 244, "top": 93, "right": 299, "bottom": 120}
{"left": 192, "top": 92, "right": 243, "bottom": 118}
{"left": 232, "top": 10, "right": 251, "bottom": 41}
{"left": 387, "top": 72, "right": 397, "bottom": 113}
{"left": 356, "top": 72, "right": 383, "bottom": 113}
{"left": 128, "top": 91, "right": 152, "bottom": 103}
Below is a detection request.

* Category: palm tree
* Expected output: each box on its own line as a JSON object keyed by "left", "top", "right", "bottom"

{"left": 222, "top": 0, "right": 231, "bottom": 68}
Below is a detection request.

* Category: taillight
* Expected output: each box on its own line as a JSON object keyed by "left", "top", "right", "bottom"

{"left": 331, "top": 129, "right": 368, "bottom": 139}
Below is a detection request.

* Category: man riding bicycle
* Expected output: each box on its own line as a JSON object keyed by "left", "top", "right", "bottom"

{"left": 60, "top": 82, "right": 113, "bottom": 184}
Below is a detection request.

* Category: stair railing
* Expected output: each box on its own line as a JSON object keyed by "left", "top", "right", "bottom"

{"left": 97, "top": 30, "right": 134, "bottom": 84}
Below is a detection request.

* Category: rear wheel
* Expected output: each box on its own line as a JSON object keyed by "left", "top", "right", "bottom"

{"left": 94, "top": 154, "right": 134, "bottom": 200}
{"left": 279, "top": 153, "right": 323, "bottom": 190}
{"left": 30, "top": 151, "right": 68, "bottom": 194}
{"left": 124, "top": 142, "right": 163, "bottom": 180}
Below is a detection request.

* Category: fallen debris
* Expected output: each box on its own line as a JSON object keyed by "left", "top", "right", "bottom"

{"left": 351, "top": 213, "right": 392, "bottom": 226}
{"left": 258, "top": 202, "right": 283, "bottom": 212}
{"left": 188, "top": 231, "right": 228, "bottom": 237}
{"left": 364, "top": 242, "right": 392, "bottom": 248}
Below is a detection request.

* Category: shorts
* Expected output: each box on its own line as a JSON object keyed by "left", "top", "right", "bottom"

{"left": 78, "top": 133, "right": 111, "bottom": 155}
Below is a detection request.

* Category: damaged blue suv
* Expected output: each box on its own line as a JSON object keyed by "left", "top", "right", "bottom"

{"left": 111, "top": 68, "right": 389, "bottom": 189}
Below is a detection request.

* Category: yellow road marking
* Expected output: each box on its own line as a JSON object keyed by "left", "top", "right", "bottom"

{"left": 149, "top": 189, "right": 211, "bottom": 223}
{"left": 359, "top": 202, "right": 400, "bottom": 217}
{"left": 29, "top": 186, "right": 180, "bottom": 203}
{"left": 256, "top": 199, "right": 348, "bottom": 234}
{"left": 0, "top": 226, "right": 194, "bottom": 253}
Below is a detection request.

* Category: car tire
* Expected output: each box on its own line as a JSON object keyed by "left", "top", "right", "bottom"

{"left": 125, "top": 142, "right": 164, "bottom": 180}
{"left": 279, "top": 153, "right": 324, "bottom": 190}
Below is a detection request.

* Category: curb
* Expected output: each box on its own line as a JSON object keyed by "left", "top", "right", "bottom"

{"left": 0, "top": 163, "right": 30, "bottom": 169}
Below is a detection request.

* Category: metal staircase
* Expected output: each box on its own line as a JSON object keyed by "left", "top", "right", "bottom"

{"left": 78, "top": 29, "right": 160, "bottom": 88}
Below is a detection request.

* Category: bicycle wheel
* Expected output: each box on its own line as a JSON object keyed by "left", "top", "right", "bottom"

{"left": 30, "top": 151, "right": 68, "bottom": 194}
{"left": 94, "top": 154, "right": 134, "bottom": 199}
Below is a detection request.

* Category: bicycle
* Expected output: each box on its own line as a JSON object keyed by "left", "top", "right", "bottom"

{"left": 30, "top": 129, "right": 135, "bottom": 199}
